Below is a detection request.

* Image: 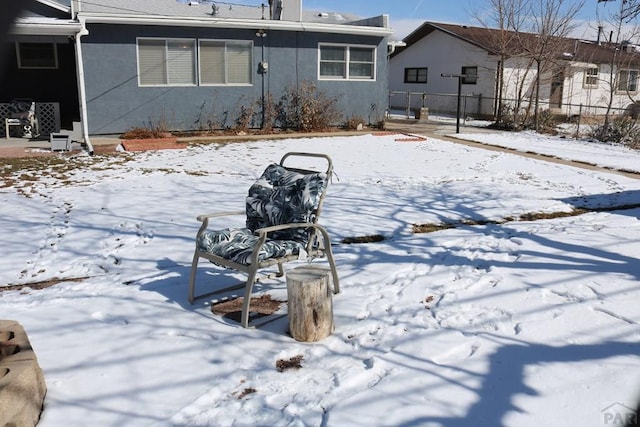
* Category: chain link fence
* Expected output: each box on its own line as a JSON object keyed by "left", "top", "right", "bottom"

{"left": 388, "top": 90, "right": 638, "bottom": 140}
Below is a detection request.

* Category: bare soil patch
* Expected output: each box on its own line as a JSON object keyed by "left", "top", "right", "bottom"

{"left": 276, "top": 355, "right": 304, "bottom": 372}
{"left": 0, "top": 276, "right": 88, "bottom": 292}
{"left": 211, "top": 294, "right": 284, "bottom": 323}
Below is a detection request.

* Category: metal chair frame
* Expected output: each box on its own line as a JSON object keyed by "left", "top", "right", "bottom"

{"left": 188, "top": 152, "right": 340, "bottom": 328}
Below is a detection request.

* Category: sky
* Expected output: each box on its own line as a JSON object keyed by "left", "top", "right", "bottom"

{"left": 305, "top": 0, "right": 626, "bottom": 40}
{"left": 1, "top": 119, "right": 639, "bottom": 426}
{"left": 220, "top": 0, "right": 629, "bottom": 41}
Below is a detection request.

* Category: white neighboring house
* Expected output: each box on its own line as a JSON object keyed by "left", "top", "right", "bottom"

{"left": 389, "top": 21, "right": 640, "bottom": 119}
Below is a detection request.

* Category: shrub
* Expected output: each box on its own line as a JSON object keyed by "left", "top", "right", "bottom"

{"left": 344, "top": 116, "right": 365, "bottom": 130}
{"left": 276, "top": 81, "right": 341, "bottom": 132}
{"left": 531, "top": 109, "right": 557, "bottom": 133}
{"left": 589, "top": 116, "right": 640, "bottom": 147}
{"left": 491, "top": 104, "right": 524, "bottom": 131}
{"left": 234, "top": 100, "right": 259, "bottom": 132}
{"left": 491, "top": 106, "right": 558, "bottom": 133}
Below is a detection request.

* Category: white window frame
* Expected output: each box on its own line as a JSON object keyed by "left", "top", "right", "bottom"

{"left": 618, "top": 69, "right": 639, "bottom": 93}
{"left": 198, "top": 39, "right": 253, "bottom": 86}
{"left": 136, "top": 37, "right": 197, "bottom": 87}
{"left": 318, "top": 43, "right": 377, "bottom": 81}
{"left": 16, "top": 42, "right": 58, "bottom": 69}
{"left": 583, "top": 66, "right": 599, "bottom": 88}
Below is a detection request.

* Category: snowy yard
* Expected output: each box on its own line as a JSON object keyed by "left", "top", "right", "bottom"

{"left": 1, "top": 131, "right": 639, "bottom": 426}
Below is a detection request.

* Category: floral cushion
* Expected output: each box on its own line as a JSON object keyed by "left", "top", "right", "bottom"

{"left": 196, "top": 164, "right": 327, "bottom": 265}
{"left": 196, "top": 227, "right": 304, "bottom": 265}
{"left": 246, "top": 164, "right": 327, "bottom": 241}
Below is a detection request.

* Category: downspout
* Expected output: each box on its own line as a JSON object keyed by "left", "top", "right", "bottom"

{"left": 73, "top": 14, "right": 94, "bottom": 155}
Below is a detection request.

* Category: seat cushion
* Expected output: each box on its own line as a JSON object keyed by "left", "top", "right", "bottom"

{"left": 197, "top": 227, "right": 304, "bottom": 265}
{"left": 246, "top": 163, "right": 327, "bottom": 242}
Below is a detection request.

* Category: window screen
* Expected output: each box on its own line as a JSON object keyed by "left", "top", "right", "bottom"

{"left": 138, "top": 38, "right": 196, "bottom": 86}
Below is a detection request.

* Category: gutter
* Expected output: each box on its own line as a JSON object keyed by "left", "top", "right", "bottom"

{"left": 11, "top": 22, "right": 82, "bottom": 36}
{"left": 78, "top": 13, "right": 394, "bottom": 36}
{"left": 73, "top": 16, "right": 94, "bottom": 155}
{"left": 387, "top": 40, "right": 406, "bottom": 56}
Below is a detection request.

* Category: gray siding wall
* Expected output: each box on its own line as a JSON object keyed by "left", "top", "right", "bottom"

{"left": 81, "top": 24, "right": 389, "bottom": 135}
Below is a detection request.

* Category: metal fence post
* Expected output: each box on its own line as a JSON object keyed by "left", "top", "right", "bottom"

{"left": 575, "top": 103, "right": 582, "bottom": 139}
{"left": 406, "top": 91, "right": 411, "bottom": 118}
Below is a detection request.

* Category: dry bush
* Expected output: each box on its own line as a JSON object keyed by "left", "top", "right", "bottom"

{"left": 276, "top": 81, "right": 342, "bottom": 132}
{"left": 344, "top": 116, "right": 365, "bottom": 130}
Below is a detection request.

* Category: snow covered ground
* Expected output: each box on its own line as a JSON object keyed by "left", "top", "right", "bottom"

{"left": 1, "top": 130, "right": 639, "bottom": 427}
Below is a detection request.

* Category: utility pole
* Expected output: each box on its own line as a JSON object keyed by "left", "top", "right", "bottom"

{"left": 256, "top": 29, "right": 268, "bottom": 129}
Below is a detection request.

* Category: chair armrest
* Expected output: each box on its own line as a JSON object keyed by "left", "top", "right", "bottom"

{"left": 254, "top": 222, "right": 316, "bottom": 235}
{"left": 255, "top": 222, "right": 332, "bottom": 248}
{"left": 196, "top": 211, "right": 244, "bottom": 222}
{"left": 245, "top": 222, "right": 328, "bottom": 266}
{"left": 195, "top": 211, "right": 245, "bottom": 238}
{"left": 256, "top": 222, "right": 333, "bottom": 258}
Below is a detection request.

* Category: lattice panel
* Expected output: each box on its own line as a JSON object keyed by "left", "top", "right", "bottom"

{"left": 0, "top": 102, "right": 61, "bottom": 138}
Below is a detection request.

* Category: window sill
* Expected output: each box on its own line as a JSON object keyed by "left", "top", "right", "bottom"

{"left": 318, "top": 77, "right": 376, "bottom": 82}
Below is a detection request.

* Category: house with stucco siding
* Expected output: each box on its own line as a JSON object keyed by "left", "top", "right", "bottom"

{"left": 389, "top": 21, "right": 640, "bottom": 119}
{"left": 2, "top": 0, "right": 392, "bottom": 149}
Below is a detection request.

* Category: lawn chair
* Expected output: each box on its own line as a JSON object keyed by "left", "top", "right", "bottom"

{"left": 188, "top": 152, "right": 340, "bottom": 328}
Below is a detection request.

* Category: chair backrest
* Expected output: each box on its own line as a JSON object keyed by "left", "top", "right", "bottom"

{"left": 9, "top": 99, "right": 35, "bottom": 121}
{"left": 246, "top": 162, "right": 328, "bottom": 242}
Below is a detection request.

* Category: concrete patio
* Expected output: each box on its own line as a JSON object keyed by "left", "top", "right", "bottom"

{"left": 0, "top": 117, "right": 496, "bottom": 159}
{"left": 0, "top": 134, "right": 120, "bottom": 158}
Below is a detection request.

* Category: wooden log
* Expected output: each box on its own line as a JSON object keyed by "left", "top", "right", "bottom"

{"left": 287, "top": 266, "right": 334, "bottom": 342}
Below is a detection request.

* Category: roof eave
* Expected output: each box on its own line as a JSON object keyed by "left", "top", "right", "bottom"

{"left": 77, "top": 13, "right": 393, "bottom": 36}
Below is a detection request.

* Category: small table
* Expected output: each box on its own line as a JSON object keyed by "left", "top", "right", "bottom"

{"left": 5, "top": 118, "right": 22, "bottom": 139}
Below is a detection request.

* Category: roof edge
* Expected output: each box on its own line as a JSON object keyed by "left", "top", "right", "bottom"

{"left": 77, "top": 13, "right": 393, "bottom": 36}
{"left": 37, "top": 0, "right": 71, "bottom": 14}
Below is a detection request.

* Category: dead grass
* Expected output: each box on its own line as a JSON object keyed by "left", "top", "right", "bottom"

{"left": 0, "top": 276, "right": 89, "bottom": 293}
{"left": 235, "top": 388, "right": 257, "bottom": 399}
{"left": 413, "top": 205, "right": 640, "bottom": 234}
{"left": 341, "top": 234, "right": 385, "bottom": 244}
{"left": 276, "top": 355, "right": 304, "bottom": 372}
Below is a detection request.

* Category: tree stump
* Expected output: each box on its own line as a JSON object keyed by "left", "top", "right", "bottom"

{"left": 287, "top": 266, "right": 334, "bottom": 342}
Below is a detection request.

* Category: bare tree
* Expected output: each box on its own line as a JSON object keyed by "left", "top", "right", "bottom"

{"left": 474, "top": 0, "right": 583, "bottom": 130}
{"left": 473, "top": 0, "right": 527, "bottom": 123}
{"left": 591, "top": 0, "right": 640, "bottom": 141}
{"left": 517, "top": 0, "right": 584, "bottom": 130}
{"left": 599, "top": 0, "right": 640, "bottom": 22}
